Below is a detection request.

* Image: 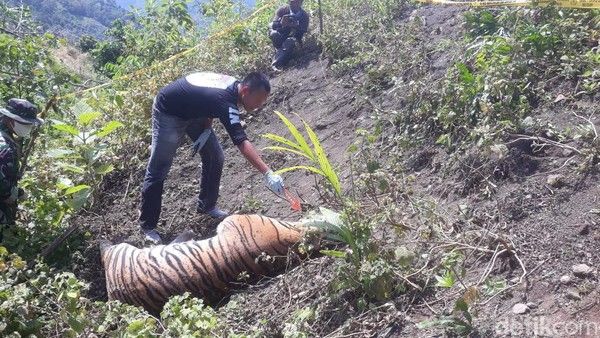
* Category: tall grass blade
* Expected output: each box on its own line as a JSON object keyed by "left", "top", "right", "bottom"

{"left": 275, "top": 165, "right": 325, "bottom": 176}
{"left": 303, "top": 120, "right": 341, "bottom": 195}
{"left": 274, "top": 111, "right": 315, "bottom": 161}
{"left": 262, "top": 133, "right": 304, "bottom": 152}
{"left": 262, "top": 146, "right": 314, "bottom": 160}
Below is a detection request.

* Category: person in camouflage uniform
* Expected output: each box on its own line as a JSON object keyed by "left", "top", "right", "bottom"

{"left": 0, "top": 98, "right": 43, "bottom": 242}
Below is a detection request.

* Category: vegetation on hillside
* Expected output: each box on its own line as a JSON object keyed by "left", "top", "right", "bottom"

{"left": 4, "top": 0, "right": 126, "bottom": 40}
{"left": 0, "top": 0, "right": 598, "bottom": 336}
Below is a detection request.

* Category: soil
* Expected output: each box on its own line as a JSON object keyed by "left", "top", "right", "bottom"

{"left": 70, "top": 4, "right": 599, "bottom": 337}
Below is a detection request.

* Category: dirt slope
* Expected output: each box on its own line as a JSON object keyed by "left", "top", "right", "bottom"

{"left": 73, "top": 4, "right": 599, "bottom": 337}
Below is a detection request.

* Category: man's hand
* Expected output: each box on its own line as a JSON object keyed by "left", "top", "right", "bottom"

{"left": 264, "top": 170, "right": 284, "bottom": 194}
{"left": 281, "top": 15, "right": 299, "bottom": 28}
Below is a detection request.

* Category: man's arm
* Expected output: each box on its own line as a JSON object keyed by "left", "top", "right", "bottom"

{"left": 238, "top": 140, "right": 285, "bottom": 194}
{"left": 270, "top": 6, "right": 288, "bottom": 31}
{"left": 237, "top": 140, "right": 269, "bottom": 174}
{"left": 294, "top": 11, "right": 309, "bottom": 40}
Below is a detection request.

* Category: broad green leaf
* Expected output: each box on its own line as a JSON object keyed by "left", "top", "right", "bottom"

{"left": 64, "top": 185, "right": 90, "bottom": 195}
{"left": 68, "top": 316, "right": 85, "bottom": 334}
{"left": 320, "top": 250, "right": 346, "bottom": 258}
{"left": 454, "top": 298, "right": 472, "bottom": 323}
{"left": 58, "top": 163, "right": 86, "bottom": 174}
{"left": 436, "top": 133, "right": 451, "bottom": 147}
{"left": 416, "top": 317, "right": 458, "bottom": 329}
{"left": 46, "top": 148, "right": 74, "bottom": 158}
{"left": 66, "top": 188, "right": 92, "bottom": 210}
{"left": 95, "top": 120, "right": 124, "bottom": 137}
{"left": 66, "top": 291, "right": 79, "bottom": 299}
{"left": 456, "top": 62, "right": 474, "bottom": 84}
{"left": 70, "top": 100, "right": 94, "bottom": 116}
{"left": 53, "top": 123, "right": 80, "bottom": 136}
{"left": 114, "top": 94, "right": 124, "bottom": 108}
{"left": 77, "top": 111, "right": 102, "bottom": 126}
{"left": 56, "top": 177, "right": 74, "bottom": 190}
{"left": 127, "top": 319, "right": 146, "bottom": 333}
{"left": 95, "top": 164, "right": 114, "bottom": 175}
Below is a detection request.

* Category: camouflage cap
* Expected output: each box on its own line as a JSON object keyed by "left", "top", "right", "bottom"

{"left": 0, "top": 98, "right": 43, "bottom": 125}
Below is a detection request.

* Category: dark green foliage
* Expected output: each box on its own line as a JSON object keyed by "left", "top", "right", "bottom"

{"left": 77, "top": 34, "right": 97, "bottom": 52}
{"left": 464, "top": 10, "right": 499, "bottom": 37}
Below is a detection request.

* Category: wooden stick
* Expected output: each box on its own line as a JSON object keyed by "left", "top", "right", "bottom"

{"left": 40, "top": 224, "right": 79, "bottom": 258}
{"left": 317, "top": 0, "right": 324, "bottom": 34}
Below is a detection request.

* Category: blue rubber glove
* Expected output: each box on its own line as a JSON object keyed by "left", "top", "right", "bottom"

{"left": 264, "top": 170, "right": 284, "bottom": 194}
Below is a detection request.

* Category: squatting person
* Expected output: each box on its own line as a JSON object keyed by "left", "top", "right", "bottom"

{"left": 139, "top": 72, "right": 285, "bottom": 243}
{"left": 269, "top": 0, "right": 309, "bottom": 70}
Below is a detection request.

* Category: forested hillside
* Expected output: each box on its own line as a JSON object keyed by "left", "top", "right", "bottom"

{"left": 0, "top": 0, "right": 598, "bottom": 337}
{"left": 4, "top": 0, "right": 125, "bottom": 39}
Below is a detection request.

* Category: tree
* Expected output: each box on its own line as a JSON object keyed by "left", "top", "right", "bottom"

{"left": 89, "top": 0, "right": 199, "bottom": 78}
{"left": 0, "top": 3, "right": 78, "bottom": 102}
{"left": 77, "top": 34, "right": 98, "bottom": 52}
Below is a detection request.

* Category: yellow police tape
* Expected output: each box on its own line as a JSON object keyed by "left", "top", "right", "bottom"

{"left": 58, "top": 1, "right": 276, "bottom": 101}
{"left": 417, "top": 0, "right": 600, "bottom": 8}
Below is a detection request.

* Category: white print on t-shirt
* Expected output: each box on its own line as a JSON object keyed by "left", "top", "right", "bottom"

{"left": 229, "top": 107, "right": 240, "bottom": 124}
{"left": 185, "top": 72, "right": 236, "bottom": 89}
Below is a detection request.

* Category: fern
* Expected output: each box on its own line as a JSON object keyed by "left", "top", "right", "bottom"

{"left": 262, "top": 111, "right": 342, "bottom": 196}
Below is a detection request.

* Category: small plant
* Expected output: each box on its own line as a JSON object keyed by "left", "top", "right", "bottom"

{"left": 282, "top": 307, "right": 315, "bottom": 338}
{"left": 263, "top": 111, "right": 341, "bottom": 197}
{"left": 161, "top": 292, "right": 221, "bottom": 336}
{"left": 320, "top": 204, "right": 401, "bottom": 306}
{"left": 464, "top": 10, "right": 499, "bottom": 38}
{"left": 417, "top": 287, "right": 479, "bottom": 336}
{"left": 49, "top": 100, "right": 124, "bottom": 210}
{"left": 239, "top": 196, "right": 263, "bottom": 213}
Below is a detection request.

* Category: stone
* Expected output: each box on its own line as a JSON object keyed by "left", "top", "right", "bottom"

{"left": 559, "top": 275, "right": 572, "bottom": 285}
{"left": 547, "top": 174, "right": 565, "bottom": 188}
{"left": 526, "top": 302, "right": 538, "bottom": 309}
{"left": 566, "top": 289, "right": 581, "bottom": 301}
{"left": 578, "top": 224, "right": 590, "bottom": 236}
{"left": 572, "top": 264, "right": 593, "bottom": 277}
{"left": 512, "top": 303, "right": 529, "bottom": 315}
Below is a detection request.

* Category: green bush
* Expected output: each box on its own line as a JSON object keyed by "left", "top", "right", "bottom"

{"left": 161, "top": 293, "right": 221, "bottom": 337}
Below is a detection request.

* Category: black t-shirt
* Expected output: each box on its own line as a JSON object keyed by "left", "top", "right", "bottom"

{"left": 272, "top": 6, "right": 309, "bottom": 41}
{"left": 155, "top": 72, "right": 248, "bottom": 145}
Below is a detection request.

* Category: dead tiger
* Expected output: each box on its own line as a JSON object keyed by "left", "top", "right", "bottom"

{"left": 100, "top": 210, "right": 340, "bottom": 313}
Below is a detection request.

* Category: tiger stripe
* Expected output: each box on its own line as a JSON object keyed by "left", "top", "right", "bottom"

{"left": 100, "top": 214, "right": 312, "bottom": 313}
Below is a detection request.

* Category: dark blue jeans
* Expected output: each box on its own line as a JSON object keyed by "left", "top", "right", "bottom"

{"left": 139, "top": 103, "right": 224, "bottom": 230}
{"left": 270, "top": 30, "right": 297, "bottom": 67}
